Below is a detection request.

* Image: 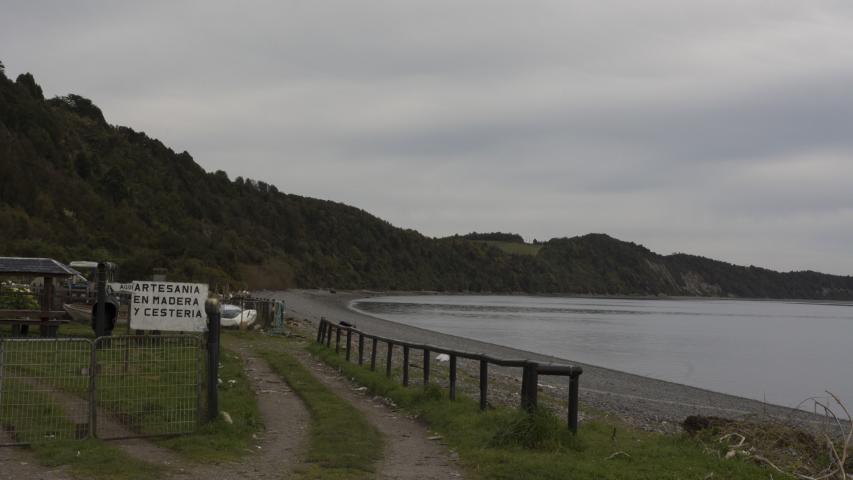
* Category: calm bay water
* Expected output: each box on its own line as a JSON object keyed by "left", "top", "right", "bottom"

{"left": 352, "top": 295, "right": 853, "bottom": 408}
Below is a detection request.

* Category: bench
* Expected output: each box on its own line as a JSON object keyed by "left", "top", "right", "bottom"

{"left": 0, "top": 310, "right": 70, "bottom": 337}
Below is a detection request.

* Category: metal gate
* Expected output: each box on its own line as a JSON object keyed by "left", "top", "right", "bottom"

{"left": 0, "top": 335, "right": 202, "bottom": 445}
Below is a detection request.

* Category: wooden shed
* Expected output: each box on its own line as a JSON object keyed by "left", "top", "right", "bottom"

{"left": 0, "top": 257, "right": 77, "bottom": 336}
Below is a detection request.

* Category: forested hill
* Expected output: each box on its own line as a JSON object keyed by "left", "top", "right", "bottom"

{"left": 1, "top": 64, "right": 852, "bottom": 299}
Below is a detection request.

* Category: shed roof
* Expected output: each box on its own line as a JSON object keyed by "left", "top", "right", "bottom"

{"left": 0, "top": 257, "right": 79, "bottom": 277}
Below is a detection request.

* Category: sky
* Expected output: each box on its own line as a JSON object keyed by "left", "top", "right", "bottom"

{"left": 2, "top": 1, "right": 853, "bottom": 275}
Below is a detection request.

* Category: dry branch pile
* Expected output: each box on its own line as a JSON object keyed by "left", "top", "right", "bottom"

{"left": 684, "top": 392, "right": 852, "bottom": 480}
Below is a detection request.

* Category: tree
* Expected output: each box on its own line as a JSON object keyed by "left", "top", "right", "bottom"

{"left": 15, "top": 73, "right": 44, "bottom": 100}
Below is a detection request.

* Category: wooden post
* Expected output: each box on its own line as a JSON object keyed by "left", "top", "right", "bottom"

{"left": 335, "top": 326, "right": 341, "bottom": 353}
{"left": 370, "top": 337, "right": 378, "bottom": 371}
{"left": 449, "top": 354, "right": 457, "bottom": 400}
{"left": 345, "top": 328, "right": 352, "bottom": 361}
{"left": 568, "top": 373, "right": 580, "bottom": 434}
{"left": 39, "top": 277, "right": 55, "bottom": 337}
{"left": 94, "top": 263, "right": 107, "bottom": 337}
{"left": 521, "top": 363, "right": 538, "bottom": 412}
{"left": 325, "top": 319, "right": 332, "bottom": 348}
{"left": 423, "top": 348, "right": 430, "bottom": 387}
{"left": 358, "top": 333, "right": 364, "bottom": 365}
{"left": 205, "top": 299, "right": 221, "bottom": 422}
{"left": 402, "top": 345, "right": 410, "bottom": 386}
{"left": 385, "top": 342, "right": 393, "bottom": 378}
{"left": 316, "top": 319, "right": 325, "bottom": 343}
{"left": 479, "top": 359, "right": 488, "bottom": 410}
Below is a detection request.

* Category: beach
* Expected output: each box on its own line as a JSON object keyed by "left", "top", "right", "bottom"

{"left": 265, "top": 289, "right": 830, "bottom": 433}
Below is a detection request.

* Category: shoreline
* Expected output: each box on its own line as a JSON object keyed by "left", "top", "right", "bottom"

{"left": 318, "top": 289, "right": 853, "bottom": 306}
{"left": 265, "top": 289, "right": 834, "bottom": 432}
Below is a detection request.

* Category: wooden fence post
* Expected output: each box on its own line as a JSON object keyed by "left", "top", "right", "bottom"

{"left": 385, "top": 342, "right": 393, "bottom": 378}
{"left": 423, "top": 348, "right": 430, "bottom": 387}
{"left": 479, "top": 359, "right": 488, "bottom": 410}
{"left": 345, "top": 328, "right": 352, "bottom": 361}
{"left": 568, "top": 373, "right": 580, "bottom": 434}
{"left": 402, "top": 345, "right": 410, "bottom": 386}
{"left": 358, "top": 333, "right": 364, "bottom": 365}
{"left": 335, "top": 326, "right": 341, "bottom": 353}
{"left": 325, "top": 321, "right": 332, "bottom": 348}
{"left": 370, "top": 337, "right": 378, "bottom": 371}
{"left": 449, "top": 354, "right": 457, "bottom": 400}
{"left": 521, "top": 362, "right": 538, "bottom": 412}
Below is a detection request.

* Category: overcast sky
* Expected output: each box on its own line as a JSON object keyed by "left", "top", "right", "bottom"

{"left": 3, "top": 1, "right": 853, "bottom": 275}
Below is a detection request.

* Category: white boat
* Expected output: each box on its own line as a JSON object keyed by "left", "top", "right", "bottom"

{"left": 220, "top": 304, "right": 257, "bottom": 328}
{"left": 63, "top": 303, "right": 91, "bottom": 322}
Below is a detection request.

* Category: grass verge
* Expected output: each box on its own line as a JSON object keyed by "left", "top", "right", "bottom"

{"left": 31, "top": 439, "right": 165, "bottom": 480}
{"left": 307, "top": 342, "right": 782, "bottom": 480}
{"left": 256, "top": 344, "right": 383, "bottom": 480}
{"left": 155, "top": 342, "right": 261, "bottom": 461}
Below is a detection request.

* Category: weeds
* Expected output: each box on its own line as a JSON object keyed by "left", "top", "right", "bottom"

{"left": 489, "top": 407, "right": 569, "bottom": 450}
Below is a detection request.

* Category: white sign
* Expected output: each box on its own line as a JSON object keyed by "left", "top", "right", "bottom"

{"left": 109, "top": 282, "right": 134, "bottom": 293}
{"left": 130, "top": 281, "right": 209, "bottom": 332}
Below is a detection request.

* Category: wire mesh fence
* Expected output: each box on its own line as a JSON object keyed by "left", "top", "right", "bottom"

{"left": 0, "top": 335, "right": 203, "bottom": 445}
{"left": 0, "top": 338, "right": 92, "bottom": 445}
{"left": 94, "top": 335, "right": 202, "bottom": 439}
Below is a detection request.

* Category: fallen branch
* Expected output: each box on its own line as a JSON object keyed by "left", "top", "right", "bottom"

{"left": 718, "top": 432, "right": 746, "bottom": 448}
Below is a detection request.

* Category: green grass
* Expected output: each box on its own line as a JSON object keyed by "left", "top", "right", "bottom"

{"left": 32, "top": 439, "right": 165, "bottom": 480}
{"left": 256, "top": 342, "right": 383, "bottom": 480}
{"left": 155, "top": 341, "right": 261, "bottom": 461}
{"left": 308, "top": 342, "right": 783, "bottom": 480}
{"left": 0, "top": 331, "right": 263, "bottom": 472}
{"left": 0, "top": 378, "right": 165, "bottom": 480}
{"left": 1, "top": 336, "right": 200, "bottom": 435}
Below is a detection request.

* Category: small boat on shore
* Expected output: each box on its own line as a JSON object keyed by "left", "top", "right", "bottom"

{"left": 220, "top": 304, "right": 257, "bottom": 328}
{"left": 63, "top": 303, "right": 91, "bottom": 322}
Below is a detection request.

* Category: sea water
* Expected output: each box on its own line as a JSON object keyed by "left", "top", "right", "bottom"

{"left": 353, "top": 295, "right": 853, "bottom": 408}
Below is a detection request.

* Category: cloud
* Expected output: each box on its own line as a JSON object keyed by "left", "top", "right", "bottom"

{"left": 2, "top": 0, "right": 852, "bottom": 274}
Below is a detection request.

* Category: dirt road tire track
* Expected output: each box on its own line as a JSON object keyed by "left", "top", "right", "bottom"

{"left": 285, "top": 345, "right": 464, "bottom": 480}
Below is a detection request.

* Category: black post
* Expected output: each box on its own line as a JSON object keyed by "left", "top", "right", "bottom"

{"left": 385, "top": 342, "right": 393, "bottom": 378}
{"left": 335, "top": 326, "right": 341, "bottom": 353}
{"left": 568, "top": 372, "right": 580, "bottom": 434}
{"left": 345, "top": 328, "right": 352, "bottom": 361}
{"left": 449, "top": 354, "right": 457, "bottom": 400}
{"left": 521, "top": 363, "right": 538, "bottom": 412}
{"left": 358, "top": 333, "right": 364, "bottom": 365}
{"left": 479, "top": 359, "right": 488, "bottom": 410}
{"left": 94, "top": 262, "right": 107, "bottom": 337}
{"left": 326, "top": 320, "right": 332, "bottom": 347}
{"left": 423, "top": 348, "right": 430, "bottom": 387}
{"left": 316, "top": 320, "right": 324, "bottom": 343}
{"left": 206, "top": 298, "right": 221, "bottom": 422}
{"left": 370, "top": 337, "right": 378, "bottom": 371}
{"left": 402, "top": 345, "right": 410, "bottom": 386}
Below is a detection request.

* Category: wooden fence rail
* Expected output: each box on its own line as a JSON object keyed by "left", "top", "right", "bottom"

{"left": 315, "top": 317, "right": 583, "bottom": 433}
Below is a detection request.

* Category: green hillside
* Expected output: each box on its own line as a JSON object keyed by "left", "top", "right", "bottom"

{"left": 1, "top": 62, "right": 852, "bottom": 299}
